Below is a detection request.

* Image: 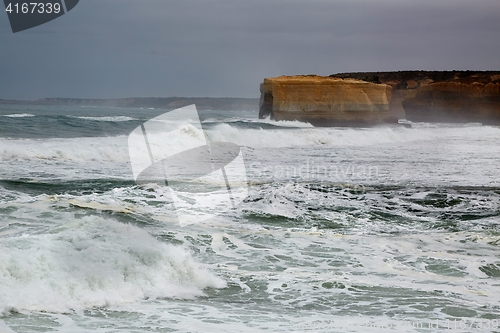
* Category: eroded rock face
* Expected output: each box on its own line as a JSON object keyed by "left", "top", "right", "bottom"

{"left": 259, "top": 76, "right": 395, "bottom": 126}
{"left": 403, "top": 82, "right": 500, "bottom": 123}
{"left": 330, "top": 71, "right": 500, "bottom": 124}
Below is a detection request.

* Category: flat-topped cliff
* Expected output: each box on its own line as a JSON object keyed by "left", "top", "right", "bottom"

{"left": 330, "top": 71, "right": 500, "bottom": 124}
{"left": 259, "top": 75, "right": 396, "bottom": 126}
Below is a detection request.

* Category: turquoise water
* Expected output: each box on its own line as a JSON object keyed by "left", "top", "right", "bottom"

{"left": 0, "top": 105, "right": 499, "bottom": 332}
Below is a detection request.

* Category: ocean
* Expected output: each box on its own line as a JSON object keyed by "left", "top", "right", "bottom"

{"left": 0, "top": 104, "right": 499, "bottom": 332}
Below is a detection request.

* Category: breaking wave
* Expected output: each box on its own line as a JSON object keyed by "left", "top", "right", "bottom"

{"left": 0, "top": 217, "right": 225, "bottom": 314}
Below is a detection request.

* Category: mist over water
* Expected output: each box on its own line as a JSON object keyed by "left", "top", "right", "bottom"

{"left": 0, "top": 105, "right": 499, "bottom": 332}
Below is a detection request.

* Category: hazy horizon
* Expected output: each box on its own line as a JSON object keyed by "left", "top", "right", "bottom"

{"left": 1, "top": 0, "right": 499, "bottom": 100}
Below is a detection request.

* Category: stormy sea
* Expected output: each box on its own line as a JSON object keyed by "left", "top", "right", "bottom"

{"left": 0, "top": 104, "right": 499, "bottom": 332}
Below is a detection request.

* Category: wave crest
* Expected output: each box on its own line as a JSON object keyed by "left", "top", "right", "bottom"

{"left": 0, "top": 217, "right": 225, "bottom": 314}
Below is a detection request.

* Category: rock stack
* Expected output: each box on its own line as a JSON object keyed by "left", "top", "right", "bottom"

{"left": 259, "top": 75, "right": 396, "bottom": 127}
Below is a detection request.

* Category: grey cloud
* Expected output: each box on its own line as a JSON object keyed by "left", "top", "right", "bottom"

{"left": 0, "top": 0, "right": 499, "bottom": 99}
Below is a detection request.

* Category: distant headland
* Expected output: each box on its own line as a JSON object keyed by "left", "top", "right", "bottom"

{"left": 260, "top": 71, "right": 500, "bottom": 126}
{"left": 0, "top": 97, "right": 260, "bottom": 111}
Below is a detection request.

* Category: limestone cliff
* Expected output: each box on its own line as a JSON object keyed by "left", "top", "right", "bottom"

{"left": 402, "top": 82, "right": 500, "bottom": 123}
{"left": 259, "top": 75, "right": 395, "bottom": 126}
{"left": 330, "top": 71, "right": 500, "bottom": 124}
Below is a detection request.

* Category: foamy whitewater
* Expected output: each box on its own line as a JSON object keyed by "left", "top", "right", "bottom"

{"left": 0, "top": 104, "right": 499, "bottom": 332}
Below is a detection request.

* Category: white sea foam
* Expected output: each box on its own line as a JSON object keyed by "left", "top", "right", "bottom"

{"left": 205, "top": 225, "right": 500, "bottom": 312}
{"left": 0, "top": 136, "right": 130, "bottom": 163}
{"left": 1, "top": 109, "right": 500, "bottom": 332}
{"left": 1, "top": 124, "right": 498, "bottom": 163}
{"left": 202, "top": 117, "right": 314, "bottom": 128}
{"left": 0, "top": 217, "right": 225, "bottom": 314}
{"left": 0, "top": 124, "right": 206, "bottom": 164}
{"left": 68, "top": 116, "right": 137, "bottom": 122}
{"left": 2, "top": 113, "right": 35, "bottom": 118}
{"left": 207, "top": 123, "right": 500, "bottom": 148}
{"left": 254, "top": 118, "right": 315, "bottom": 128}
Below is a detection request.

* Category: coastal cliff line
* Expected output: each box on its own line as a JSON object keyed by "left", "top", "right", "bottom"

{"left": 330, "top": 71, "right": 500, "bottom": 124}
{"left": 260, "top": 71, "right": 500, "bottom": 126}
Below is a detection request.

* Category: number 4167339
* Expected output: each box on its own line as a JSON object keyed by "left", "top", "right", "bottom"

{"left": 5, "top": 2, "right": 61, "bottom": 14}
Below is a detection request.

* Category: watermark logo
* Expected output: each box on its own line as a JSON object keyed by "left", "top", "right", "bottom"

{"left": 128, "top": 105, "right": 249, "bottom": 226}
{"left": 4, "top": 0, "right": 79, "bottom": 33}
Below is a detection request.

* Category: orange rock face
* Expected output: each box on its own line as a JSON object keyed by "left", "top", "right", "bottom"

{"left": 403, "top": 82, "right": 500, "bottom": 123}
{"left": 330, "top": 71, "right": 500, "bottom": 124}
{"left": 259, "top": 76, "right": 395, "bottom": 126}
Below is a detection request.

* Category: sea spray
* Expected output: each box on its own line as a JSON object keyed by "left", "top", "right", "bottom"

{"left": 0, "top": 216, "right": 225, "bottom": 314}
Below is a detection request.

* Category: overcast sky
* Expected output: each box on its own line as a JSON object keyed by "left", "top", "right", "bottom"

{"left": 1, "top": 0, "right": 499, "bottom": 100}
